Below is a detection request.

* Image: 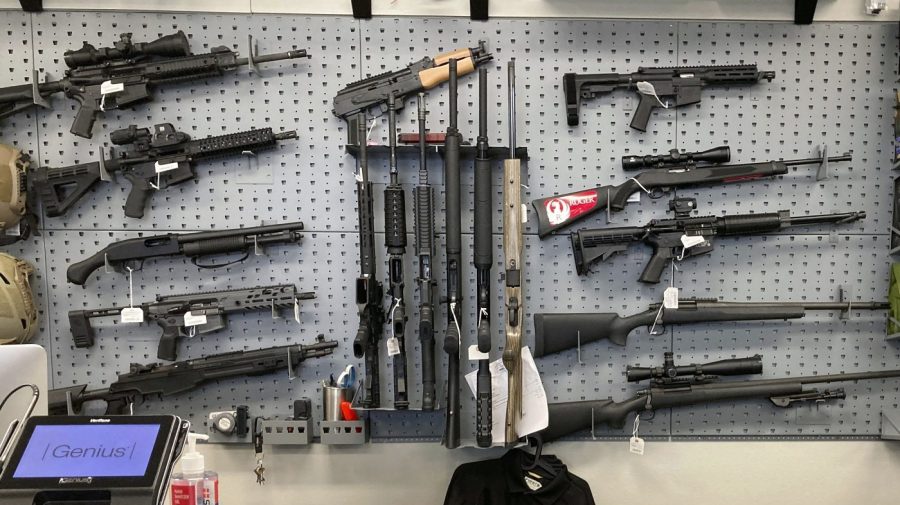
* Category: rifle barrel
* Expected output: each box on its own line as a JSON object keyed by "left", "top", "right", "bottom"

{"left": 782, "top": 154, "right": 853, "bottom": 166}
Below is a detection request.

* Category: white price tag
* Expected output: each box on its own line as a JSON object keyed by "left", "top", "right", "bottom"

{"left": 521, "top": 203, "right": 528, "bottom": 224}
{"left": 635, "top": 81, "right": 657, "bottom": 97}
{"left": 100, "top": 80, "right": 125, "bottom": 95}
{"left": 183, "top": 311, "right": 208, "bottom": 327}
{"left": 680, "top": 235, "right": 706, "bottom": 250}
{"left": 626, "top": 192, "right": 641, "bottom": 203}
{"left": 386, "top": 337, "right": 401, "bottom": 356}
{"left": 155, "top": 161, "right": 180, "bottom": 173}
{"left": 468, "top": 344, "right": 490, "bottom": 361}
{"left": 663, "top": 286, "right": 679, "bottom": 309}
{"left": 629, "top": 436, "right": 645, "bottom": 455}
{"left": 120, "top": 307, "right": 144, "bottom": 323}
{"left": 293, "top": 299, "right": 301, "bottom": 323}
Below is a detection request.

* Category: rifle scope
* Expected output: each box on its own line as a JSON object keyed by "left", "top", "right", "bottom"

{"left": 626, "top": 352, "right": 763, "bottom": 382}
{"left": 64, "top": 31, "right": 190, "bottom": 68}
{"left": 621, "top": 146, "right": 731, "bottom": 171}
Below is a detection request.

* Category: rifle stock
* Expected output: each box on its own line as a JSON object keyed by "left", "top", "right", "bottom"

{"left": 533, "top": 312, "right": 654, "bottom": 355}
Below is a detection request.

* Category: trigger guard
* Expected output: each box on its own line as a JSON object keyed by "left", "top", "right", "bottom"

{"left": 648, "top": 187, "right": 668, "bottom": 199}
{"left": 647, "top": 323, "right": 666, "bottom": 336}
{"left": 639, "top": 409, "right": 656, "bottom": 422}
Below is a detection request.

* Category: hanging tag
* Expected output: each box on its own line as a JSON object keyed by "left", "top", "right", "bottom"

{"left": 468, "top": 344, "right": 489, "bottom": 361}
{"left": 521, "top": 203, "right": 528, "bottom": 224}
{"left": 681, "top": 235, "right": 706, "bottom": 249}
{"left": 629, "top": 415, "right": 645, "bottom": 455}
{"left": 120, "top": 307, "right": 144, "bottom": 323}
{"left": 629, "top": 436, "right": 645, "bottom": 455}
{"left": 155, "top": 161, "right": 179, "bottom": 173}
{"left": 386, "top": 337, "right": 401, "bottom": 356}
{"left": 100, "top": 81, "right": 125, "bottom": 95}
{"left": 635, "top": 81, "right": 657, "bottom": 96}
{"left": 183, "top": 311, "right": 208, "bottom": 327}
{"left": 293, "top": 298, "right": 301, "bottom": 323}
{"left": 523, "top": 476, "right": 543, "bottom": 491}
{"left": 663, "top": 286, "right": 679, "bottom": 309}
{"left": 626, "top": 193, "right": 641, "bottom": 203}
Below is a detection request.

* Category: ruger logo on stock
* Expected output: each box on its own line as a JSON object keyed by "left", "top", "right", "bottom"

{"left": 544, "top": 191, "right": 598, "bottom": 225}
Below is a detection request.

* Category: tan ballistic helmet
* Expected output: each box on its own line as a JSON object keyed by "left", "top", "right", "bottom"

{"left": 0, "top": 253, "right": 38, "bottom": 344}
{"left": 0, "top": 144, "right": 28, "bottom": 231}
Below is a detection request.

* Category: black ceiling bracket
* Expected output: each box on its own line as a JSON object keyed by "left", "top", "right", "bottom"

{"left": 19, "top": 0, "right": 43, "bottom": 11}
{"left": 351, "top": 0, "right": 372, "bottom": 19}
{"left": 471, "top": 0, "right": 488, "bottom": 20}
{"left": 794, "top": 0, "right": 818, "bottom": 24}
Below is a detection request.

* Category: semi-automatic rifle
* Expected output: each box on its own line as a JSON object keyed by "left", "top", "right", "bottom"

{"left": 333, "top": 43, "right": 492, "bottom": 145}
{"left": 537, "top": 352, "right": 900, "bottom": 442}
{"left": 533, "top": 298, "right": 889, "bottom": 357}
{"left": 49, "top": 337, "right": 337, "bottom": 415}
{"left": 563, "top": 64, "right": 775, "bottom": 130}
{"left": 473, "top": 67, "right": 493, "bottom": 448}
{"left": 69, "top": 284, "right": 314, "bottom": 361}
{"left": 32, "top": 123, "right": 297, "bottom": 219}
{"left": 384, "top": 94, "right": 410, "bottom": 409}
{"left": 532, "top": 151, "right": 852, "bottom": 237}
{"left": 414, "top": 93, "right": 438, "bottom": 411}
{"left": 0, "top": 31, "right": 308, "bottom": 138}
{"left": 571, "top": 198, "right": 865, "bottom": 283}
{"left": 443, "top": 59, "right": 463, "bottom": 449}
{"left": 502, "top": 60, "right": 524, "bottom": 446}
{"left": 353, "top": 114, "right": 385, "bottom": 409}
{"left": 67, "top": 222, "right": 305, "bottom": 286}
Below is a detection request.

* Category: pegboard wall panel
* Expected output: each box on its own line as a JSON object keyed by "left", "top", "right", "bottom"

{"left": 0, "top": 13, "right": 897, "bottom": 444}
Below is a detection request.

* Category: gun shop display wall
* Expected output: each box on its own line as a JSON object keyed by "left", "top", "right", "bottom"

{"left": 1, "top": 3, "right": 899, "bottom": 504}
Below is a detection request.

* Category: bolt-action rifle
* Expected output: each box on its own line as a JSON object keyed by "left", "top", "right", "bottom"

{"left": 537, "top": 352, "right": 900, "bottom": 442}
{"left": 533, "top": 299, "right": 889, "bottom": 357}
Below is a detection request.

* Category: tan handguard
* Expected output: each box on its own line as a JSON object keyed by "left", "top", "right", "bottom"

{"left": 0, "top": 252, "right": 38, "bottom": 345}
{"left": 0, "top": 144, "right": 28, "bottom": 232}
{"left": 419, "top": 56, "right": 477, "bottom": 89}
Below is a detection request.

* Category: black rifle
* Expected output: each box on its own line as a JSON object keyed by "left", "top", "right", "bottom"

{"left": 571, "top": 197, "right": 865, "bottom": 283}
{"left": 621, "top": 146, "right": 730, "bottom": 171}
{"left": 332, "top": 43, "right": 492, "bottom": 145}
{"left": 537, "top": 353, "right": 900, "bottom": 442}
{"left": 67, "top": 222, "right": 304, "bottom": 286}
{"left": 473, "top": 67, "right": 493, "bottom": 448}
{"left": 563, "top": 64, "right": 775, "bottom": 130}
{"left": 0, "top": 31, "right": 309, "bottom": 138}
{"left": 353, "top": 114, "right": 385, "bottom": 409}
{"left": 533, "top": 299, "right": 889, "bottom": 357}
{"left": 414, "top": 93, "right": 438, "bottom": 411}
{"left": 532, "top": 152, "right": 852, "bottom": 237}
{"left": 31, "top": 123, "right": 298, "bottom": 219}
{"left": 69, "top": 284, "right": 314, "bottom": 361}
{"left": 48, "top": 337, "right": 337, "bottom": 415}
{"left": 443, "top": 59, "right": 462, "bottom": 449}
{"left": 384, "top": 94, "right": 410, "bottom": 409}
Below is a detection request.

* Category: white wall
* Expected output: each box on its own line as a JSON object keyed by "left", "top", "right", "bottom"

{"left": 193, "top": 441, "right": 900, "bottom": 504}
{"left": 0, "top": 0, "right": 898, "bottom": 21}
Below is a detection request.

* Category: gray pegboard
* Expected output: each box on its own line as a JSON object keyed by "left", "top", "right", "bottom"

{"left": 1, "top": 13, "right": 899, "bottom": 445}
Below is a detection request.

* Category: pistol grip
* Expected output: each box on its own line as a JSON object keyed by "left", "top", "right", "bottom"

{"left": 70, "top": 101, "right": 99, "bottom": 139}
{"left": 156, "top": 324, "right": 181, "bottom": 361}
{"left": 640, "top": 246, "right": 672, "bottom": 284}
{"left": 630, "top": 94, "right": 656, "bottom": 132}
{"left": 123, "top": 173, "right": 153, "bottom": 219}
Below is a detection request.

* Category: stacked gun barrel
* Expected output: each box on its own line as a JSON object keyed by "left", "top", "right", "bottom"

{"left": 2, "top": 24, "right": 899, "bottom": 451}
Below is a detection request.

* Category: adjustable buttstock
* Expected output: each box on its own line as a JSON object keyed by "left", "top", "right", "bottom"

{"left": 629, "top": 93, "right": 656, "bottom": 132}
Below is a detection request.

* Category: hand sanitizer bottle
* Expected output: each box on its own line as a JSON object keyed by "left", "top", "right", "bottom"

{"left": 171, "top": 433, "right": 219, "bottom": 505}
